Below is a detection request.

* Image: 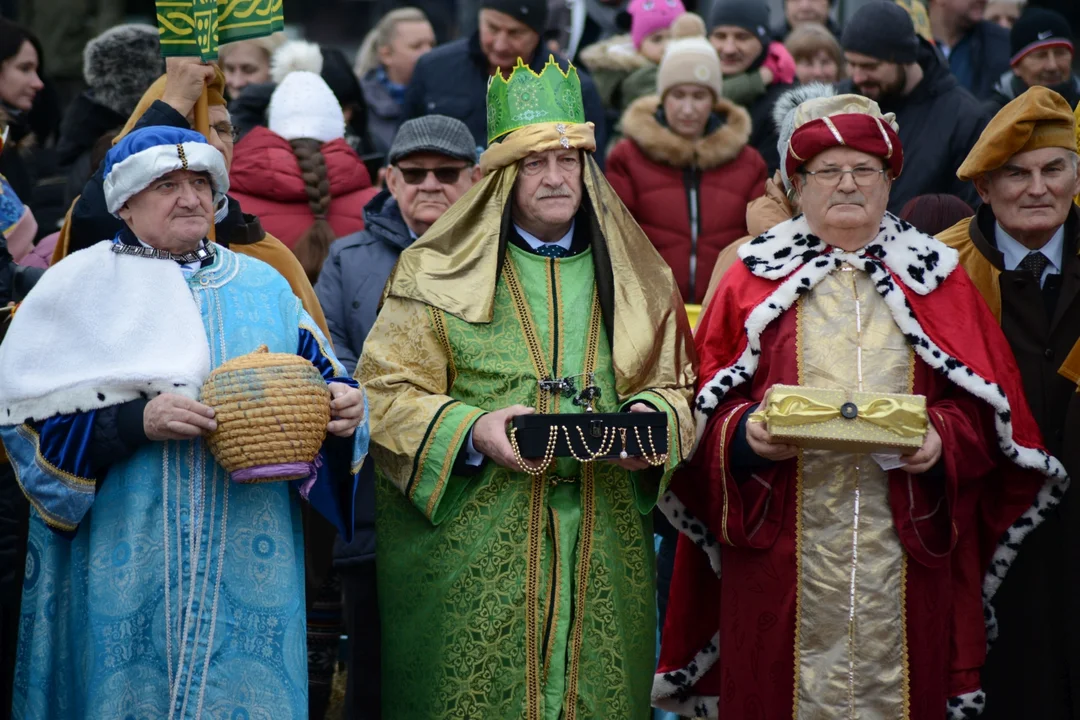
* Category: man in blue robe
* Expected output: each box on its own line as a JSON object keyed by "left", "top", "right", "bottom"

{"left": 0, "top": 125, "right": 368, "bottom": 720}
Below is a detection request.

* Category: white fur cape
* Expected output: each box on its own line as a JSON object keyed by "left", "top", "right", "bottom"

{"left": 0, "top": 240, "right": 211, "bottom": 425}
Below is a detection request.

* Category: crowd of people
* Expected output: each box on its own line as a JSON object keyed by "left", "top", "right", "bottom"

{"left": 0, "top": 0, "right": 1079, "bottom": 718}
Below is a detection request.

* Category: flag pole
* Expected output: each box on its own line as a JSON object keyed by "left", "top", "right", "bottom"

{"left": 193, "top": 83, "right": 216, "bottom": 241}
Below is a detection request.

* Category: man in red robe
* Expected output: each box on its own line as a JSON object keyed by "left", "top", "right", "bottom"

{"left": 653, "top": 88, "right": 1068, "bottom": 719}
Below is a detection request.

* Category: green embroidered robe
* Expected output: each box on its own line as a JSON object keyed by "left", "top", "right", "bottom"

{"left": 359, "top": 243, "right": 692, "bottom": 719}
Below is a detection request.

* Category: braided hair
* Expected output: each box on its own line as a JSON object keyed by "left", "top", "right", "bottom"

{"left": 289, "top": 138, "right": 336, "bottom": 283}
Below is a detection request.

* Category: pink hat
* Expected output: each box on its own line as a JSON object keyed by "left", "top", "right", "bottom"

{"left": 629, "top": 0, "right": 687, "bottom": 50}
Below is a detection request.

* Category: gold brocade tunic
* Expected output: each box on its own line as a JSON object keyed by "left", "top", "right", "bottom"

{"left": 795, "top": 266, "right": 913, "bottom": 718}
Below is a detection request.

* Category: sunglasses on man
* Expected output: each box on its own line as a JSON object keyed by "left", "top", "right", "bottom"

{"left": 395, "top": 165, "right": 469, "bottom": 185}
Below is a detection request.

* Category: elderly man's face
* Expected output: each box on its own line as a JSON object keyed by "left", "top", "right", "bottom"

{"left": 386, "top": 151, "right": 481, "bottom": 236}
{"left": 512, "top": 149, "right": 583, "bottom": 238}
{"left": 118, "top": 169, "right": 215, "bottom": 253}
{"left": 207, "top": 105, "right": 235, "bottom": 170}
{"left": 974, "top": 147, "right": 1080, "bottom": 247}
{"left": 1014, "top": 47, "right": 1074, "bottom": 89}
{"left": 794, "top": 147, "right": 891, "bottom": 246}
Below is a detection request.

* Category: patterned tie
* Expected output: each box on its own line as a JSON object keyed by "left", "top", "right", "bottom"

{"left": 1019, "top": 251, "right": 1050, "bottom": 283}
{"left": 533, "top": 243, "right": 569, "bottom": 259}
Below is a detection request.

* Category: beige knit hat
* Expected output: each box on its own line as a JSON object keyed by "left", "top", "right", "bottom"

{"left": 656, "top": 13, "right": 723, "bottom": 99}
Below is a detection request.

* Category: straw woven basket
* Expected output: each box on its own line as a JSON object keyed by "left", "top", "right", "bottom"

{"left": 201, "top": 345, "right": 330, "bottom": 483}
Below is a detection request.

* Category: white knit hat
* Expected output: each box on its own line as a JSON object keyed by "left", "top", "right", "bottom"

{"left": 267, "top": 71, "right": 346, "bottom": 143}
{"left": 657, "top": 15, "right": 723, "bottom": 99}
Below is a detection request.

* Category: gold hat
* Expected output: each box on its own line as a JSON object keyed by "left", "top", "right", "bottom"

{"left": 957, "top": 86, "right": 1076, "bottom": 181}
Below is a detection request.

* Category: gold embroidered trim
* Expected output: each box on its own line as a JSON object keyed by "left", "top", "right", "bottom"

{"left": 425, "top": 407, "right": 485, "bottom": 520}
{"left": 584, "top": 291, "right": 601, "bottom": 386}
{"left": 429, "top": 307, "right": 457, "bottom": 391}
{"left": 524, "top": 473, "right": 548, "bottom": 720}
{"left": 563, "top": 462, "right": 596, "bottom": 720}
{"left": 504, "top": 261, "right": 552, "bottom": 413}
{"left": 822, "top": 117, "right": 846, "bottom": 146}
{"left": 718, "top": 403, "right": 749, "bottom": 546}
{"left": 901, "top": 336, "right": 914, "bottom": 719}
{"left": 504, "top": 259, "right": 603, "bottom": 416}
{"left": 548, "top": 257, "right": 560, "bottom": 413}
{"left": 873, "top": 117, "right": 894, "bottom": 160}
{"left": 791, "top": 451, "right": 805, "bottom": 719}
{"left": 18, "top": 424, "right": 96, "bottom": 490}
{"left": 409, "top": 401, "right": 458, "bottom": 503}
{"left": 299, "top": 319, "right": 340, "bottom": 376}
{"left": 7, "top": 441, "right": 78, "bottom": 532}
{"left": 542, "top": 507, "right": 563, "bottom": 683}
{"left": 792, "top": 297, "right": 805, "bottom": 719}
{"left": 900, "top": 554, "right": 910, "bottom": 718}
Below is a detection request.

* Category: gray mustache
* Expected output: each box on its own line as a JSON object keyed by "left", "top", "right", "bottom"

{"left": 829, "top": 192, "right": 866, "bottom": 207}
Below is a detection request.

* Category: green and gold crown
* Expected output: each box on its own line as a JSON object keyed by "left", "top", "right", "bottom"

{"left": 486, "top": 57, "right": 586, "bottom": 145}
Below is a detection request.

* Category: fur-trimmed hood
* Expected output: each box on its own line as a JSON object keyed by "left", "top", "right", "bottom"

{"left": 82, "top": 24, "right": 164, "bottom": 118}
{"left": 579, "top": 34, "right": 652, "bottom": 73}
{"left": 620, "top": 94, "right": 752, "bottom": 170}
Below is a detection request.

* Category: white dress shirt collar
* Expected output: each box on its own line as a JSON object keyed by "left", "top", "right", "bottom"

{"left": 514, "top": 221, "right": 575, "bottom": 252}
{"left": 995, "top": 222, "right": 1065, "bottom": 287}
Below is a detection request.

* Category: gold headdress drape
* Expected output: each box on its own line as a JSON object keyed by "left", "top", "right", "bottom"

{"left": 386, "top": 121, "right": 696, "bottom": 402}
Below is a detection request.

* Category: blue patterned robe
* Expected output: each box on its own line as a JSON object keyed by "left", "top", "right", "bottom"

{"left": 0, "top": 247, "right": 366, "bottom": 719}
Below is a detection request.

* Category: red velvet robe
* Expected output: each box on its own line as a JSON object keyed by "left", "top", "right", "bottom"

{"left": 654, "top": 214, "right": 1066, "bottom": 719}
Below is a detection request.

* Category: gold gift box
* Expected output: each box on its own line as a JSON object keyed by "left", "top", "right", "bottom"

{"left": 751, "top": 385, "right": 928, "bottom": 453}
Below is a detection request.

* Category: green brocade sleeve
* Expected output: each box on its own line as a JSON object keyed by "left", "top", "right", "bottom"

{"left": 356, "top": 295, "right": 485, "bottom": 525}
{"left": 620, "top": 388, "right": 695, "bottom": 514}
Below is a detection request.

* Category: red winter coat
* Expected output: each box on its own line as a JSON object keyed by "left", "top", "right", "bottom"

{"left": 228, "top": 126, "right": 378, "bottom": 250}
{"left": 606, "top": 95, "right": 767, "bottom": 304}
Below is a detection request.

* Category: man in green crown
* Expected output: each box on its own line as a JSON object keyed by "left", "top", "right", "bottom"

{"left": 358, "top": 57, "right": 696, "bottom": 719}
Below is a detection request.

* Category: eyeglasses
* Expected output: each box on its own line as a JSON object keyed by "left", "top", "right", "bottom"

{"left": 802, "top": 166, "right": 888, "bottom": 187}
{"left": 396, "top": 166, "right": 468, "bottom": 185}
{"left": 211, "top": 122, "right": 238, "bottom": 143}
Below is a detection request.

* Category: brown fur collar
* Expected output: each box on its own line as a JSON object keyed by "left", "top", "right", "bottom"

{"left": 620, "top": 95, "right": 752, "bottom": 170}
{"left": 579, "top": 34, "right": 652, "bottom": 73}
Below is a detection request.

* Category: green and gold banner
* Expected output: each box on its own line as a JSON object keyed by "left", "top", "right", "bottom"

{"left": 156, "top": 0, "right": 285, "bottom": 61}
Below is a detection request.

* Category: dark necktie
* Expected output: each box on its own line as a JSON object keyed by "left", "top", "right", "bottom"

{"left": 1019, "top": 251, "right": 1050, "bottom": 284}
{"left": 533, "top": 243, "right": 569, "bottom": 259}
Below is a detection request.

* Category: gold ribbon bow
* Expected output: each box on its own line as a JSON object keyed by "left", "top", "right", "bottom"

{"left": 749, "top": 391, "right": 927, "bottom": 439}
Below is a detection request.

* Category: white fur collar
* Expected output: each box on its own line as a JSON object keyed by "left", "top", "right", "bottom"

{"left": 737, "top": 212, "right": 960, "bottom": 296}
{"left": 0, "top": 240, "right": 211, "bottom": 425}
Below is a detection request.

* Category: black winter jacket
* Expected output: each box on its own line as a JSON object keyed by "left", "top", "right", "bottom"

{"left": 403, "top": 33, "right": 609, "bottom": 165}
{"left": 948, "top": 20, "right": 1012, "bottom": 101}
{"left": 837, "top": 40, "right": 989, "bottom": 213}
{"left": 315, "top": 189, "right": 414, "bottom": 567}
{"left": 55, "top": 92, "right": 126, "bottom": 208}
{"left": 747, "top": 81, "right": 793, "bottom": 174}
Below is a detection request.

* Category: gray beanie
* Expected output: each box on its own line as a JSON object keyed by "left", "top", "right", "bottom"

{"left": 841, "top": 1, "right": 919, "bottom": 65}
{"left": 389, "top": 116, "right": 478, "bottom": 166}
{"left": 83, "top": 24, "right": 165, "bottom": 118}
{"left": 480, "top": 0, "right": 550, "bottom": 36}
{"left": 708, "top": 0, "right": 771, "bottom": 46}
